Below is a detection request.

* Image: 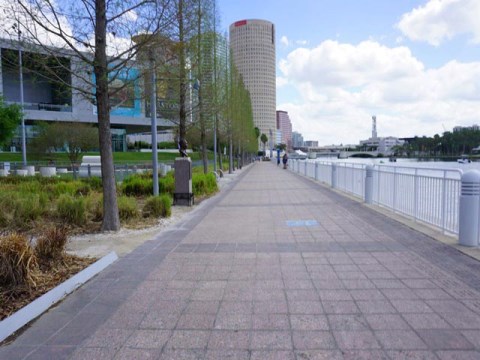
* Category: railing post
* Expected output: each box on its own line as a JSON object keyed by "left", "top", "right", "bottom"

{"left": 365, "top": 165, "right": 374, "bottom": 204}
{"left": 87, "top": 164, "right": 91, "bottom": 178}
{"left": 414, "top": 168, "right": 418, "bottom": 222}
{"left": 393, "top": 167, "right": 397, "bottom": 212}
{"left": 315, "top": 162, "right": 319, "bottom": 181}
{"left": 459, "top": 170, "right": 480, "bottom": 247}
{"left": 442, "top": 170, "right": 447, "bottom": 233}
{"left": 331, "top": 163, "right": 337, "bottom": 189}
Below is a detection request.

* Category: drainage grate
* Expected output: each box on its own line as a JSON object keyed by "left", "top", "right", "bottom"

{"left": 286, "top": 220, "right": 319, "bottom": 227}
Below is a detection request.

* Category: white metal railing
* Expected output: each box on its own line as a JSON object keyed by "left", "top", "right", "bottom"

{"left": 289, "top": 159, "right": 462, "bottom": 235}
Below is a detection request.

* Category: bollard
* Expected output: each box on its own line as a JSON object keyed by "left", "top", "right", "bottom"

{"left": 459, "top": 170, "right": 480, "bottom": 247}
{"left": 331, "top": 163, "right": 337, "bottom": 189}
{"left": 24, "top": 165, "right": 35, "bottom": 176}
{"left": 39, "top": 166, "right": 56, "bottom": 177}
{"left": 365, "top": 165, "right": 374, "bottom": 204}
{"left": 160, "top": 163, "right": 167, "bottom": 177}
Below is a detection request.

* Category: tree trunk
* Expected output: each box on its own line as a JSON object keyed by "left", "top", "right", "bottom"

{"left": 229, "top": 134, "right": 233, "bottom": 174}
{"left": 95, "top": 0, "right": 120, "bottom": 231}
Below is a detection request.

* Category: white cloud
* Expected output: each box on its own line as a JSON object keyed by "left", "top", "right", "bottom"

{"left": 296, "top": 40, "right": 308, "bottom": 45}
{"left": 280, "top": 35, "right": 289, "bottom": 46}
{"left": 276, "top": 76, "right": 288, "bottom": 88}
{"left": 279, "top": 40, "right": 424, "bottom": 88}
{"left": 397, "top": 0, "right": 480, "bottom": 45}
{"left": 0, "top": 0, "right": 75, "bottom": 48}
{"left": 278, "top": 40, "right": 480, "bottom": 145}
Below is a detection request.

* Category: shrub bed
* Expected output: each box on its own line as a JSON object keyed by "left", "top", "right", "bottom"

{"left": 0, "top": 167, "right": 219, "bottom": 235}
{"left": 0, "top": 229, "right": 95, "bottom": 321}
{"left": 143, "top": 195, "right": 172, "bottom": 218}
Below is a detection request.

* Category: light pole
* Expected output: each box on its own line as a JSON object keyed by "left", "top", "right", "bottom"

{"left": 150, "top": 54, "right": 159, "bottom": 196}
{"left": 13, "top": 22, "right": 27, "bottom": 166}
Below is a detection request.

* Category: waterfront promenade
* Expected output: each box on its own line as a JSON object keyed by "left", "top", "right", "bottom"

{"left": 3, "top": 161, "right": 480, "bottom": 359}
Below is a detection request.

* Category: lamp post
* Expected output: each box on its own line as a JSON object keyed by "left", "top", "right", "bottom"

{"left": 150, "top": 54, "right": 159, "bottom": 196}
{"left": 13, "top": 22, "right": 27, "bottom": 166}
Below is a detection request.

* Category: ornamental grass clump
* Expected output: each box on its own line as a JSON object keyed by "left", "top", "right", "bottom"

{"left": 159, "top": 173, "right": 175, "bottom": 195}
{"left": 0, "top": 233, "right": 37, "bottom": 288}
{"left": 192, "top": 173, "right": 218, "bottom": 196}
{"left": 35, "top": 226, "right": 68, "bottom": 267}
{"left": 122, "top": 175, "right": 153, "bottom": 197}
{"left": 56, "top": 194, "right": 87, "bottom": 226}
{"left": 86, "top": 193, "right": 103, "bottom": 222}
{"left": 143, "top": 195, "right": 171, "bottom": 218}
{"left": 117, "top": 196, "right": 139, "bottom": 221}
{"left": 13, "top": 193, "right": 48, "bottom": 227}
{"left": 48, "top": 181, "right": 91, "bottom": 197}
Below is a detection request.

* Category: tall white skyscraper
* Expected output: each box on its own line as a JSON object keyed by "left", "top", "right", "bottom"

{"left": 229, "top": 19, "right": 276, "bottom": 149}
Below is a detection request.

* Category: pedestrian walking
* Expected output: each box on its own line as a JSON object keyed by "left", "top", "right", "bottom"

{"left": 282, "top": 153, "right": 288, "bottom": 169}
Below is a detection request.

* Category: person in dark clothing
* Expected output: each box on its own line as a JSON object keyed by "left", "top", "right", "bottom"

{"left": 282, "top": 153, "right": 288, "bottom": 169}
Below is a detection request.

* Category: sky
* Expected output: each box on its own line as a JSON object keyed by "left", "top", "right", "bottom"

{"left": 217, "top": 0, "right": 480, "bottom": 146}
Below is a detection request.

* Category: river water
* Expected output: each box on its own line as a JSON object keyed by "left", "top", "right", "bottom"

{"left": 314, "top": 157, "right": 480, "bottom": 178}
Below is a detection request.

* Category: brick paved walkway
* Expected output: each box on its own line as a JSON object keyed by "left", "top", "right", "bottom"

{"left": 2, "top": 162, "right": 480, "bottom": 359}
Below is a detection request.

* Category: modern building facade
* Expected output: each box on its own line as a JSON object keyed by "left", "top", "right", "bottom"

{"left": 0, "top": 39, "right": 173, "bottom": 152}
{"left": 229, "top": 19, "right": 276, "bottom": 149}
{"left": 276, "top": 110, "right": 292, "bottom": 150}
{"left": 304, "top": 140, "right": 319, "bottom": 148}
{"left": 292, "top": 131, "right": 304, "bottom": 148}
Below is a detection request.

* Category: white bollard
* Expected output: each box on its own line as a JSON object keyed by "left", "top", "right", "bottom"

{"left": 459, "top": 170, "right": 480, "bottom": 247}
{"left": 24, "top": 166, "right": 35, "bottom": 176}
{"left": 365, "top": 165, "right": 374, "bottom": 204}
{"left": 331, "top": 163, "right": 337, "bottom": 189}
{"left": 40, "top": 167, "right": 57, "bottom": 177}
{"left": 16, "top": 169, "right": 28, "bottom": 177}
{"left": 159, "top": 163, "right": 166, "bottom": 176}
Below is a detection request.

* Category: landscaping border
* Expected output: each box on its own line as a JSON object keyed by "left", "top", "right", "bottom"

{"left": 0, "top": 251, "right": 118, "bottom": 342}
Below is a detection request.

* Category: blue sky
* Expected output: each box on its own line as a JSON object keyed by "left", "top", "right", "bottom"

{"left": 218, "top": 0, "right": 480, "bottom": 145}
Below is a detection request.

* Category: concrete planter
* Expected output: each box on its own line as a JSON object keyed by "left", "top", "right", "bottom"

{"left": 57, "top": 168, "right": 68, "bottom": 174}
{"left": 25, "top": 166, "right": 35, "bottom": 176}
{"left": 0, "top": 169, "right": 8, "bottom": 177}
{"left": 39, "top": 166, "right": 56, "bottom": 177}
{"left": 0, "top": 251, "right": 118, "bottom": 342}
{"left": 15, "top": 169, "right": 28, "bottom": 177}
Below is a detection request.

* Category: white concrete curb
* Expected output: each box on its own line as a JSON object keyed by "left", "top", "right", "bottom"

{"left": 0, "top": 251, "right": 118, "bottom": 342}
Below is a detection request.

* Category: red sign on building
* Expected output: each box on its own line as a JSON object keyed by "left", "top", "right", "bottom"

{"left": 234, "top": 20, "right": 247, "bottom": 27}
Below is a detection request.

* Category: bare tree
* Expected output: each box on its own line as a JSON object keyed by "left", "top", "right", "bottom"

{"left": 29, "top": 122, "right": 98, "bottom": 167}
{"left": 5, "top": 0, "right": 174, "bottom": 231}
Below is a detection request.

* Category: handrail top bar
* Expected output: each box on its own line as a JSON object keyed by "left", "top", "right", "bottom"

{"left": 303, "top": 159, "right": 463, "bottom": 175}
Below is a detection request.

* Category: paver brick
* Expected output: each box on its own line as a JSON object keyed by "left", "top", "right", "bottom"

{"left": 5, "top": 163, "right": 480, "bottom": 357}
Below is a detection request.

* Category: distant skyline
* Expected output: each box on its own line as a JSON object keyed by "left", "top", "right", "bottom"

{"left": 218, "top": 0, "right": 480, "bottom": 145}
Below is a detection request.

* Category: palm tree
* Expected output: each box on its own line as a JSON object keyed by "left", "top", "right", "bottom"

{"left": 260, "top": 133, "right": 268, "bottom": 156}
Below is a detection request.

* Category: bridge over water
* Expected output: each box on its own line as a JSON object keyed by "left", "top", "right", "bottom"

{"left": 315, "top": 150, "right": 379, "bottom": 158}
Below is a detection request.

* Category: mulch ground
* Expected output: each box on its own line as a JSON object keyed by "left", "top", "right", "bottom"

{"left": 0, "top": 254, "right": 97, "bottom": 321}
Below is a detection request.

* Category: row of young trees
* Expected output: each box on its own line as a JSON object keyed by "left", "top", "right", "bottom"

{"left": 393, "top": 128, "right": 480, "bottom": 157}
{"left": 3, "top": 0, "right": 256, "bottom": 231}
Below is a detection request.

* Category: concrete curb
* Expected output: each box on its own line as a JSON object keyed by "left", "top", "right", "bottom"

{"left": 0, "top": 251, "right": 118, "bottom": 342}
